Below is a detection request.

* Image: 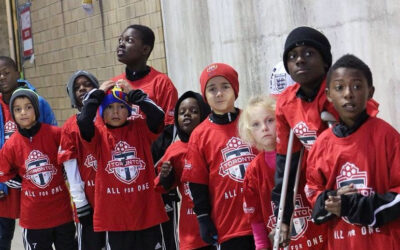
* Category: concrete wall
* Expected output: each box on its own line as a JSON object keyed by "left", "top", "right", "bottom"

{"left": 20, "top": 0, "right": 166, "bottom": 124}
{"left": 161, "top": 0, "right": 400, "bottom": 129}
{"left": 0, "top": 0, "right": 10, "bottom": 57}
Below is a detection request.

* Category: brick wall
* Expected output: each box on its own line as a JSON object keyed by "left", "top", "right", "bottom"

{"left": 22, "top": 0, "right": 166, "bottom": 124}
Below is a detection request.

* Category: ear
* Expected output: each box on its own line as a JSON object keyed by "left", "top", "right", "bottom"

{"left": 325, "top": 87, "right": 333, "bottom": 102}
{"left": 142, "top": 45, "right": 151, "bottom": 57}
{"left": 368, "top": 86, "right": 375, "bottom": 99}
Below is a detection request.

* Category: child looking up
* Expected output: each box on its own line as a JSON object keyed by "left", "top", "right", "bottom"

{"left": 59, "top": 70, "right": 105, "bottom": 250}
{"left": 239, "top": 95, "right": 276, "bottom": 250}
{"left": 0, "top": 88, "right": 76, "bottom": 249}
{"left": 77, "top": 80, "right": 168, "bottom": 249}
{"left": 306, "top": 54, "right": 400, "bottom": 249}
{"left": 155, "top": 91, "right": 212, "bottom": 250}
{"left": 182, "top": 63, "right": 256, "bottom": 250}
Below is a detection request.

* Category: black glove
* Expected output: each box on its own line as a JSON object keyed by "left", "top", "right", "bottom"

{"left": 76, "top": 203, "right": 93, "bottom": 227}
{"left": 197, "top": 214, "right": 218, "bottom": 245}
{"left": 128, "top": 89, "right": 147, "bottom": 105}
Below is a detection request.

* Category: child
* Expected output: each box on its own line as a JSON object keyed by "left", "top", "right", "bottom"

{"left": 239, "top": 95, "right": 277, "bottom": 250}
{"left": 0, "top": 88, "right": 76, "bottom": 249}
{"left": 77, "top": 80, "right": 168, "bottom": 249}
{"left": 113, "top": 24, "right": 179, "bottom": 249}
{"left": 306, "top": 54, "right": 400, "bottom": 249}
{"left": 0, "top": 56, "right": 57, "bottom": 249}
{"left": 58, "top": 70, "right": 105, "bottom": 250}
{"left": 155, "top": 91, "right": 212, "bottom": 250}
{"left": 182, "top": 63, "right": 257, "bottom": 249}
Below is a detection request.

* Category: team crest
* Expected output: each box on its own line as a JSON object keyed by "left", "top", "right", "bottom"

{"left": 267, "top": 195, "right": 312, "bottom": 240}
{"left": 106, "top": 141, "right": 145, "bottom": 184}
{"left": 84, "top": 154, "right": 98, "bottom": 171}
{"left": 127, "top": 104, "right": 144, "bottom": 120}
{"left": 293, "top": 122, "right": 317, "bottom": 150}
{"left": 219, "top": 137, "right": 255, "bottom": 182}
{"left": 24, "top": 150, "right": 57, "bottom": 188}
{"left": 4, "top": 121, "right": 17, "bottom": 140}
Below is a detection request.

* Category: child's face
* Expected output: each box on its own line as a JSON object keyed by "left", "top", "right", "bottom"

{"left": 286, "top": 46, "right": 326, "bottom": 87}
{"left": 248, "top": 105, "right": 276, "bottom": 151}
{"left": 205, "top": 76, "right": 236, "bottom": 115}
{"left": 117, "top": 28, "right": 149, "bottom": 66}
{"left": 177, "top": 97, "right": 201, "bottom": 135}
{"left": 13, "top": 97, "right": 36, "bottom": 129}
{"left": 103, "top": 102, "right": 129, "bottom": 127}
{"left": 0, "top": 61, "right": 19, "bottom": 95}
{"left": 73, "top": 76, "right": 95, "bottom": 107}
{"left": 326, "top": 67, "right": 374, "bottom": 127}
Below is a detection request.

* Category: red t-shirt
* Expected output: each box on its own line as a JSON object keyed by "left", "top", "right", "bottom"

{"left": 155, "top": 140, "right": 209, "bottom": 250}
{"left": 306, "top": 117, "right": 400, "bottom": 249}
{"left": 244, "top": 152, "right": 326, "bottom": 249}
{"left": 0, "top": 124, "right": 73, "bottom": 229}
{"left": 0, "top": 97, "right": 21, "bottom": 219}
{"left": 91, "top": 119, "right": 168, "bottom": 231}
{"left": 182, "top": 117, "right": 256, "bottom": 243}
{"left": 111, "top": 67, "right": 178, "bottom": 125}
{"left": 58, "top": 114, "right": 97, "bottom": 207}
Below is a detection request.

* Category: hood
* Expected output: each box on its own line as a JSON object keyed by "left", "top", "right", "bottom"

{"left": 66, "top": 70, "right": 99, "bottom": 108}
{"left": 174, "top": 91, "right": 211, "bottom": 142}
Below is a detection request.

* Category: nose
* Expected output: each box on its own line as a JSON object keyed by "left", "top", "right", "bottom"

{"left": 295, "top": 55, "right": 305, "bottom": 65}
{"left": 261, "top": 122, "right": 269, "bottom": 131}
{"left": 343, "top": 86, "right": 354, "bottom": 99}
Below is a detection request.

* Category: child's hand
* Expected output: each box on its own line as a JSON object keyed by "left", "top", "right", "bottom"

{"left": 160, "top": 161, "right": 172, "bottom": 178}
{"left": 99, "top": 80, "right": 115, "bottom": 92}
{"left": 116, "top": 79, "right": 133, "bottom": 94}
{"left": 337, "top": 183, "right": 357, "bottom": 196}
{"left": 325, "top": 195, "right": 341, "bottom": 216}
{"left": 268, "top": 223, "right": 290, "bottom": 248}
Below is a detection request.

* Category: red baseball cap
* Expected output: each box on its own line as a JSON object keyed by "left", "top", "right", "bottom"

{"left": 200, "top": 63, "right": 239, "bottom": 102}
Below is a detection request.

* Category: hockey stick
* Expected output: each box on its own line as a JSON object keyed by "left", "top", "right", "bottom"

{"left": 273, "top": 129, "right": 295, "bottom": 250}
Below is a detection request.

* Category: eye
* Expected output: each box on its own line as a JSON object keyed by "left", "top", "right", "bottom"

{"left": 26, "top": 105, "right": 33, "bottom": 110}
{"left": 190, "top": 108, "right": 199, "bottom": 114}
{"left": 13, "top": 107, "right": 21, "bottom": 113}
{"left": 287, "top": 52, "right": 296, "bottom": 60}
{"left": 251, "top": 121, "right": 260, "bottom": 128}
{"left": 267, "top": 118, "right": 275, "bottom": 124}
{"left": 305, "top": 50, "right": 313, "bottom": 57}
{"left": 334, "top": 84, "right": 343, "bottom": 91}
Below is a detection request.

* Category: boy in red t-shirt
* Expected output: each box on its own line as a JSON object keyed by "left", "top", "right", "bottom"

{"left": 0, "top": 88, "right": 76, "bottom": 249}
{"left": 155, "top": 91, "right": 212, "bottom": 250}
{"left": 59, "top": 70, "right": 105, "bottom": 250}
{"left": 182, "top": 63, "right": 257, "bottom": 249}
{"left": 306, "top": 54, "right": 400, "bottom": 249}
{"left": 77, "top": 80, "right": 168, "bottom": 249}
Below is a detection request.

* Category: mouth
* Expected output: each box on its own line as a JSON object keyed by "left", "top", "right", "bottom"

{"left": 182, "top": 119, "right": 192, "bottom": 126}
{"left": 117, "top": 48, "right": 125, "bottom": 57}
{"left": 295, "top": 68, "right": 309, "bottom": 74}
{"left": 342, "top": 103, "right": 356, "bottom": 111}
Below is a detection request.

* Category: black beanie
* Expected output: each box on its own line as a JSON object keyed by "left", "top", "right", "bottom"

{"left": 10, "top": 87, "right": 40, "bottom": 122}
{"left": 283, "top": 26, "right": 332, "bottom": 73}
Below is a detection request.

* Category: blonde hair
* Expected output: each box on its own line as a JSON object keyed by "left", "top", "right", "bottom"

{"left": 238, "top": 95, "right": 276, "bottom": 151}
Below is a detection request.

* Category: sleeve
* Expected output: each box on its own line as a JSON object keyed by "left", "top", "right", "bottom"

{"left": 151, "top": 124, "right": 175, "bottom": 164}
{"left": 0, "top": 143, "right": 17, "bottom": 182}
{"left": 154, "top": 147, "right": 178, "bottom": 192}
{"left": 243, "top": 164, "right": 264, "bottom": 223}
{"left": 38, "top": 96, "right": 58, "bottom": 126}
{"left": 77, "top": 89, "right": 104, "bottom": 142}
{"left": 157, "top": 77, "right": 178, "bottom": 126}
{"left": 58, "top": 122, "right": 77, "bottom": 164}
{"left": 128, "top": 89, "right": 165, "bottom": 134}
{"left": 63, "top": 159, "right": 88, "bottom": 208}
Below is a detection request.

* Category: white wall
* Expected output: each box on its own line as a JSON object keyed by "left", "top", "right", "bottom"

{"left": 161, "top": 0, "right": 400, "bottom": 129}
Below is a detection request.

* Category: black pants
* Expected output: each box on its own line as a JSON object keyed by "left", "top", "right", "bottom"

{"left": 161, "top": 195, "right": 179, "bottom": 250}
{"left": 220, "top": 235, "right": 255, "bottom": 250}
{"left": 77, "top": 223, "right": 105, "bottom": 250}
{"left": 0, "top": 218, "right": 15, "bottom": 250}
{"left": 106, "top": 225, "right": 164, "bottom": 250}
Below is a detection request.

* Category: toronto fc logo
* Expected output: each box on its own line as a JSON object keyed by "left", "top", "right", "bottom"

{"left": 293, "top": 122, "right": 317, "bottom": 150}
{"left": 219, "top": 137, "right": 255, "bottom": 182}
{"left": 267, "top": 195, "right": 312, "bottom": 240}
{"left": 127, "top": 104, "right": 144, "bottom": 120}
{"left": 84, "top": 154, "right": 98, "bottom": 171}
{"left": 106, "top": 141, "right": 145, "bottom": 184}
{"left": 4, "top": 121, "right": 17, "bottom": 140}
{"left": 24, "top": 150, "right": 57, "bottom": 188}
{"left": 337, "top": 162, "right": 374, "bottom": 224}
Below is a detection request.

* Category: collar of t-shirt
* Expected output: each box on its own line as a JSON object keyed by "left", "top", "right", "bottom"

{"left": 125, "top": 66, "right": 151, "bottom": 81}
{"left": 333, "top": 110, "right": 369, "bottom": 138}
{"left": 18, "top": 121, "right": 41, "bottom": 139}
{"left": 209, "top": 108, "right": 239, "bottom": 124}
{"left": 105, "top": 121, "right": 129, "bottom": 129}
{"left": 296, "top": 85, "right": 320, "bottom": 102}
